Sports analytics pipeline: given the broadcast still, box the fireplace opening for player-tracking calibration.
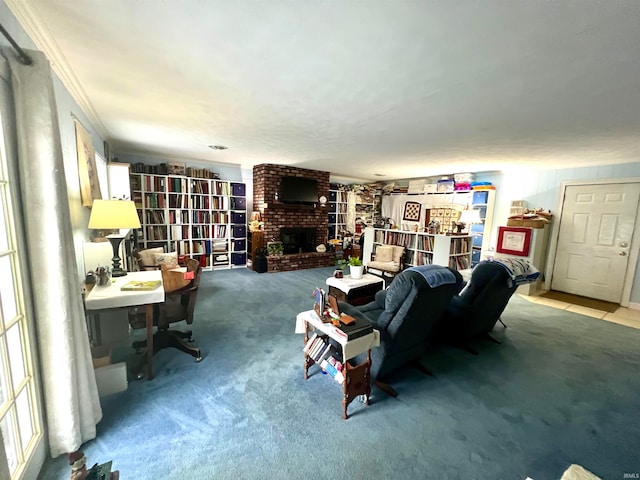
[280,227,317,254]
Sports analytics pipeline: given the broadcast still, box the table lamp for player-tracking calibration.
[88,199,141,277]
[458,207,482,234]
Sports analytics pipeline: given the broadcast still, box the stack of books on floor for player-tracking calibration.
[303,334,345,384]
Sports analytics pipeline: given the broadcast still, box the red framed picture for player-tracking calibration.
[496,226,532,257]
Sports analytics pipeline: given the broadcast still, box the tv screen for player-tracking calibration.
[280,176,318,204]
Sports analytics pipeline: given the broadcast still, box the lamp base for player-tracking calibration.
[107,236,128,277]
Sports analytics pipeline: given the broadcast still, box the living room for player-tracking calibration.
[1,2,640,480]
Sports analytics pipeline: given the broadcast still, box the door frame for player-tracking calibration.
[544,178,640,307]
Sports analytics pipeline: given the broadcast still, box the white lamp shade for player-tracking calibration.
[88,200,141,230]
[458,208,482,225]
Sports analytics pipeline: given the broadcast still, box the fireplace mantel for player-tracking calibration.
[265,202,326,211]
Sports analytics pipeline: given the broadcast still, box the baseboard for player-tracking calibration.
[627,301,640,311]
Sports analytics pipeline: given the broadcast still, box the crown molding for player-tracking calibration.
[6,0,109,139]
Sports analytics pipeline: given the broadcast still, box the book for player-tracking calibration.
[303,333,318,354]
[338,317,373,340]
[120,280,162,291]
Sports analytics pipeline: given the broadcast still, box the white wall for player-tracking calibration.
[491,162,640,303]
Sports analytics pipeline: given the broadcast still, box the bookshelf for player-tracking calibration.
[130,172,246,270]
[328,187,347,240]
[469,189,496,266]
[328,184,380,243]
[363,227,472,271]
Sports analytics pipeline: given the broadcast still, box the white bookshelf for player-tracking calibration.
[363,227,472,271]
[130,172,246,270]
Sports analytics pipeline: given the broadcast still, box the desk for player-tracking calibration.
[85,271,164,380]
[295,310,380,419]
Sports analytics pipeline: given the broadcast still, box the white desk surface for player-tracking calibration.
[295,310,380,362]
[85,270,164,310]
[325,273,384,293]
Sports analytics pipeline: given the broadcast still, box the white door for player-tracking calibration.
[551,183,640,302]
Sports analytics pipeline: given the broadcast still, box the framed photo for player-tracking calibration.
[497,226,532,257]
[403,201,421,221]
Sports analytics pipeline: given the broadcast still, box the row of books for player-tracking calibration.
[449,238,471,254]
[451,255,471,270]
[303,334,345,384]
[131,163,220,180]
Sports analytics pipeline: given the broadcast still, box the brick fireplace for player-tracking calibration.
[253,164,335,272]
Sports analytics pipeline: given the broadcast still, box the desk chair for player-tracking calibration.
[130,258,203,367]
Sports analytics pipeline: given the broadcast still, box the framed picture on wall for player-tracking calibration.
[496,226,532,257]
[75,119,101,207]
[403,201,421,221]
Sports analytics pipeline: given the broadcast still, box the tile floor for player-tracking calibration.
[520,294,640,330]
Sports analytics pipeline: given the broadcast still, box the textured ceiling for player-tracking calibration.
[9,1,640,181]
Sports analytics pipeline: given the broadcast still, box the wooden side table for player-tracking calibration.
[295,310,380,419]
[326,273,384,306]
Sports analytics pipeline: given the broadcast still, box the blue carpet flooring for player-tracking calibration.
[39,266,640,480]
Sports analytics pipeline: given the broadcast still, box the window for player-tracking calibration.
[0,80,44,480]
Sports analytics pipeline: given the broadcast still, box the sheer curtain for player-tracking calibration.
[4,48,101,457]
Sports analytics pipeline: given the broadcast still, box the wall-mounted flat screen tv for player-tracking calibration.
[280,176,318,204]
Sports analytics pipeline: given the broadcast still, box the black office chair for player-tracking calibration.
[339,265,463,397]
[130,258,203,365]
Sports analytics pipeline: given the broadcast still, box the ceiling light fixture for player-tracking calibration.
[208,145,228,150]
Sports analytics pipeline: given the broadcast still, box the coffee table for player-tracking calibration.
[326,273,384,306]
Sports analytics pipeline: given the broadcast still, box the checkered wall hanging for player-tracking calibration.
[403,201,421,221]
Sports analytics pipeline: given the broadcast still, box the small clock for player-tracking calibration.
[319,195,328,205]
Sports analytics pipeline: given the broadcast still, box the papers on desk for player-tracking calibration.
[120,280,162,291]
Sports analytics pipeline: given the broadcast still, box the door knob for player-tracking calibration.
[620,242,628,247]
[619,251,627,256]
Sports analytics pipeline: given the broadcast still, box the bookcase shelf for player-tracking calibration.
[328,185,380,241]
[363,227,472,271]
[130,172,246,270]
[298,310,376,419]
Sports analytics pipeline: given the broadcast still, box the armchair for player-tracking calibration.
[437,260,520,354]
[339,265,463,396]
[130,257,203,370]
[366,244,406,287]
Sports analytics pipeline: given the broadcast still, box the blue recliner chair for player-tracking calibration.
[437,260,528,354]
[338,265,463,397]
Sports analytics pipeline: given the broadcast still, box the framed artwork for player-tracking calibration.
[75,119,101,207]
[497,226,532,257]
[403,201,421,221]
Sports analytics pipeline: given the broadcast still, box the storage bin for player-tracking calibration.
[230,197,246,209]
[231,253,247,265]
[232,225,247,238]
[472,191,489,204]
[233,239,246,251]
[436,179,454,193]
[231,183,246,196]
[231,212,246,224]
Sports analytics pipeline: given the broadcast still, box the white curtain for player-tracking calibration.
[5,49,101,457]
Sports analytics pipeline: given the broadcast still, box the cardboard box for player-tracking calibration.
[91,345,112,369]
[94,362,128,397]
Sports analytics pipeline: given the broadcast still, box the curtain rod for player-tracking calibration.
[0,23,32,65]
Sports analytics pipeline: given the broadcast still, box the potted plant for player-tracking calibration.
[348,256,364,279]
